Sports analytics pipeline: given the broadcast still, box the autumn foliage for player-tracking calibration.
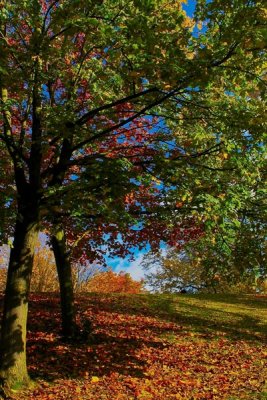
[84,270,144,294]
[31,242,59,292]
[0,241,58,292]
[0,244,144,294]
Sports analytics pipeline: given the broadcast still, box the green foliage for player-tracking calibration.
[143,249,210,293]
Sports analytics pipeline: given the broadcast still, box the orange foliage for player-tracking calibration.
[85,269,144,294]
[0,241,59,292]
[0,268,6,292]
[0,242,143,294]
[31,241,59,292]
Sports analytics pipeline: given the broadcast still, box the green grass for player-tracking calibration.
[145,292,267,339]
[100,292,267,341]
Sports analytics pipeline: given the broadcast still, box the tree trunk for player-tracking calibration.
[0,215,38,388]
[51,225,77,338]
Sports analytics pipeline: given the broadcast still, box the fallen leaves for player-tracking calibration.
[1,292,266,400]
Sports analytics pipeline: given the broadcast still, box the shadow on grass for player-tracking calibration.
[185,293,267,310]
[1,292,266,385]
[80,293,267,343]
[143,293,267,342]
[23,294,176,382]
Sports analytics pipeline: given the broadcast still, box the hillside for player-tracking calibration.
[1,293,267,400]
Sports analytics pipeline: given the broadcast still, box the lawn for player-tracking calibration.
[2,292,267,400]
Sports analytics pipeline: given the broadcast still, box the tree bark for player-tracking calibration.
[0,214,38,388]
[51,225,77,338]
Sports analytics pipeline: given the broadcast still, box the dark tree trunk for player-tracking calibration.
[0,215,38,388]
[51,225,77,338]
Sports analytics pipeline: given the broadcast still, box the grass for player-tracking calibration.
[1,292,267,399]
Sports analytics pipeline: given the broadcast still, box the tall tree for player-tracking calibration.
[0,0,265,388]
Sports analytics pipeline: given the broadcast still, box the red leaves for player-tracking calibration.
[4,293,267,400]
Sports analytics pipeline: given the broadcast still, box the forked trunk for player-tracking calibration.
[0,216,38,388]
[51,225,77,338]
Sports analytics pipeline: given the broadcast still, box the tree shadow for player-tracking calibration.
[22,292,267,384]
[26,294,178,381]
[2,292,266,385]
[142,293,267,342]
[185,293,267,310]
[78,293,267,343]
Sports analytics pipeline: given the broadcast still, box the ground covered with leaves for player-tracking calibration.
[2,293,267,400]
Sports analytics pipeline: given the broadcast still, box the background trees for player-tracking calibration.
[143,145,267,294]
[0,240,58,292]
[83,269,144,294]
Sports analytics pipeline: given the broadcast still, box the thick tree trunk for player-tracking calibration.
[51,225,77,338]
[0,215,38,388]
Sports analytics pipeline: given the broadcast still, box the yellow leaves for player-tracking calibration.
[163,84,171,90]
[186,52,195,60]
[181,17,194,29]
[151,176,161,185]
[138,389,153,399]
[91,376,100,383]
[129,71,141,78]
[220,152,229,160]
[181,194,192,202]
[161,49,167,58]
[258,7,267,20]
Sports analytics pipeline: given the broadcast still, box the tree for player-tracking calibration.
[0,240,59,292]
[143,248,218,293]
[31,239,58,292]
[0,0,265,388]
[84,269,144,294]
[73,262,105,292]
[143,140,267,294]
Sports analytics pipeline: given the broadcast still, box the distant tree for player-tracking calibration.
[0,268,6,292]
[143,228,266,294]
[85,269,144,294]
[0,240,58,292]
[143,249,215,293]
[31,240,58,292]
[72,262,105,293]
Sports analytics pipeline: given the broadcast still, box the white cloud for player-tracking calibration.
[113,253,146,281]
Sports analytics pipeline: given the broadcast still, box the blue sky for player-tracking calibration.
[182,0,196,16]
